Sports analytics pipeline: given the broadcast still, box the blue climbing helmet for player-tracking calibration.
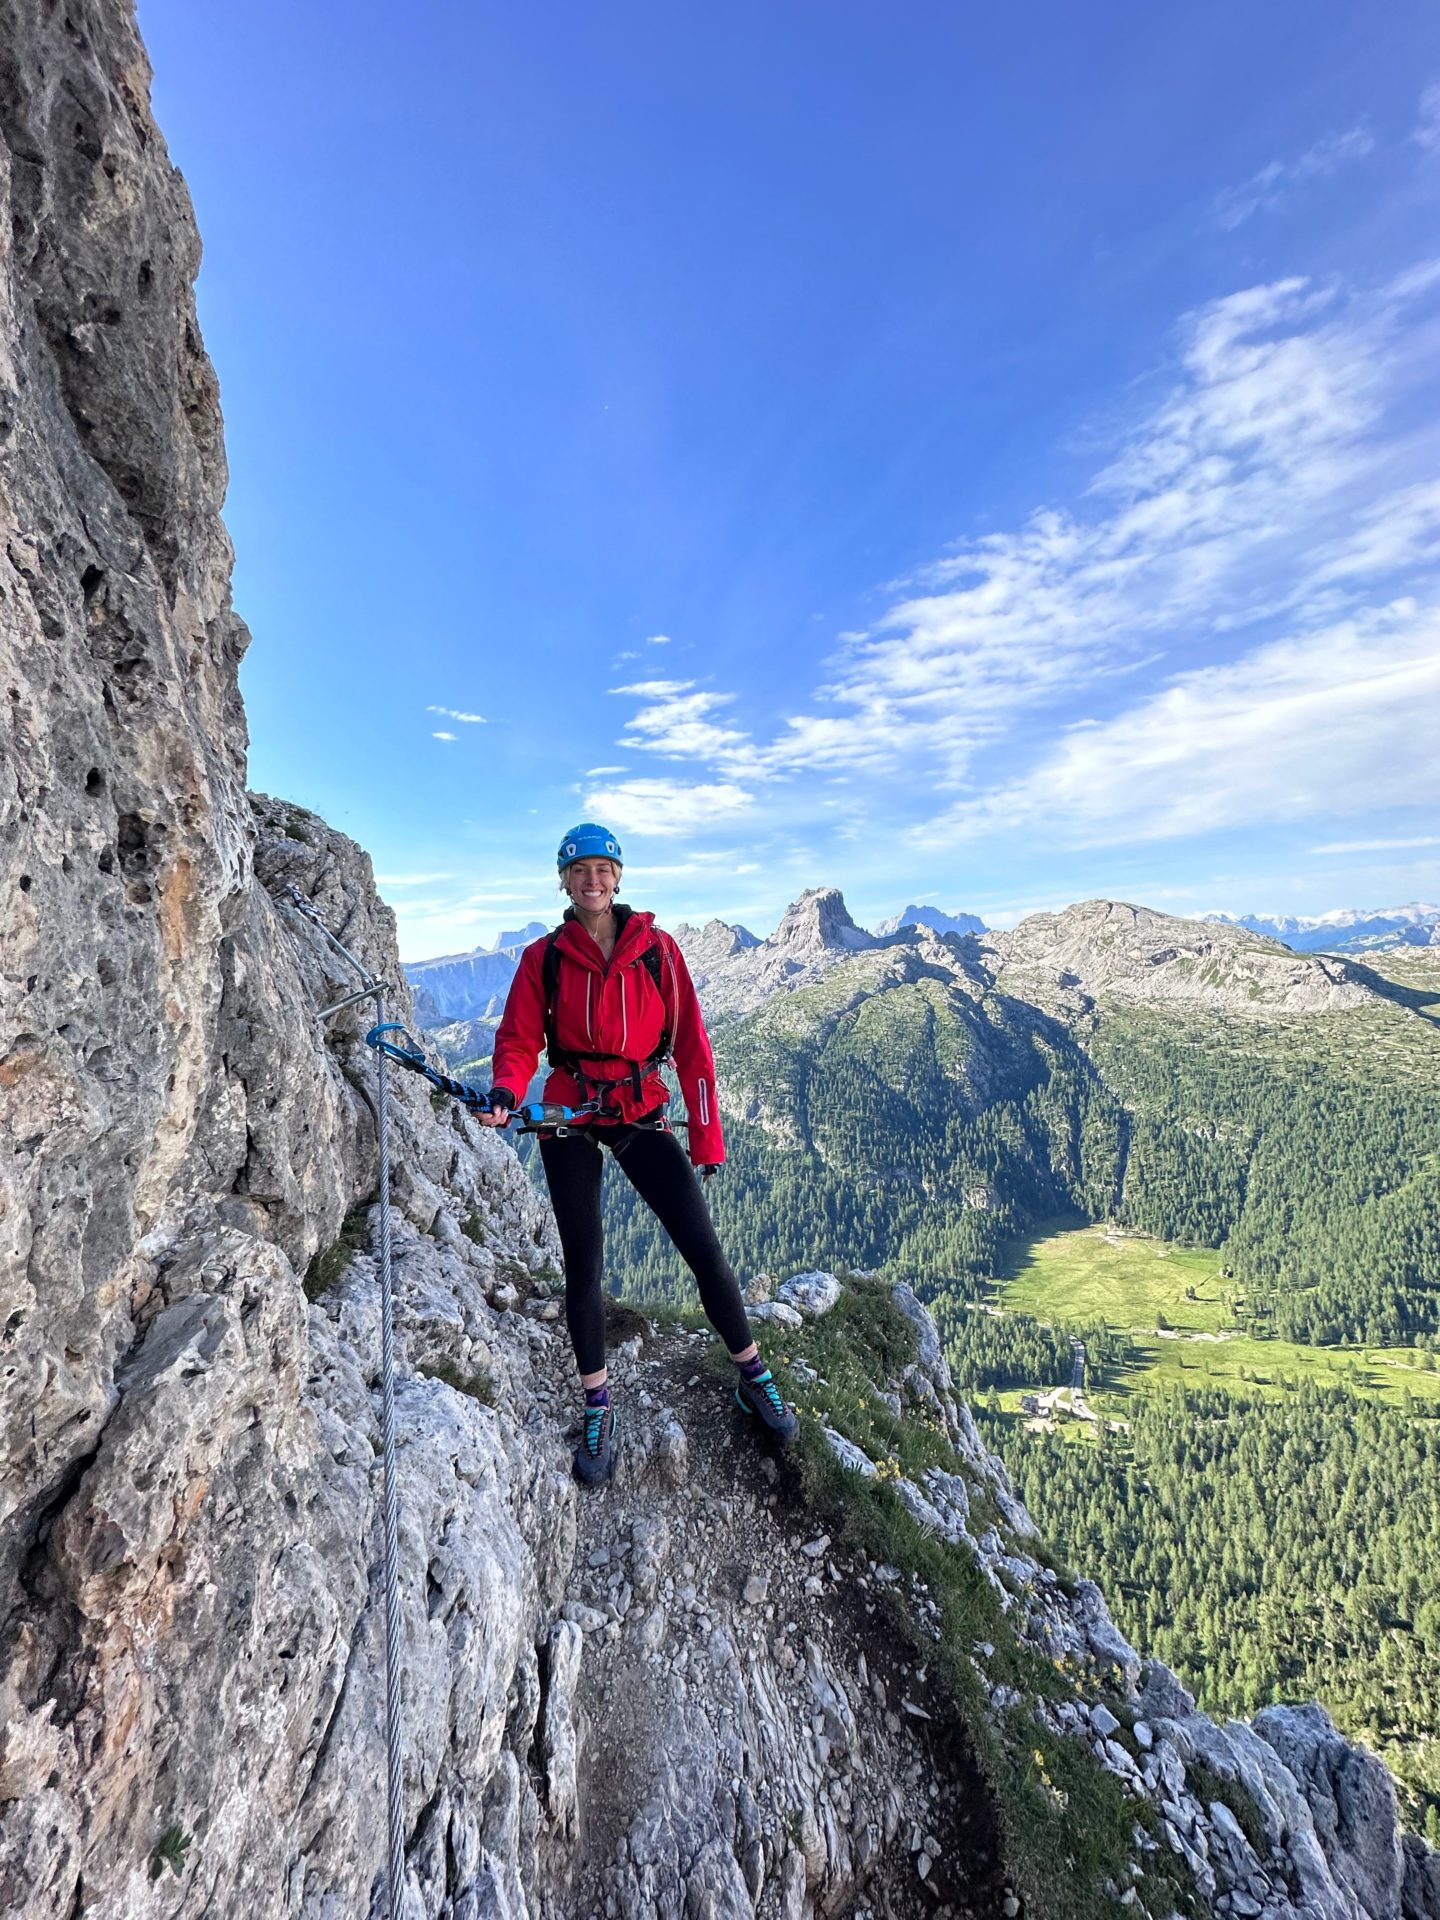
[556,822,623,873]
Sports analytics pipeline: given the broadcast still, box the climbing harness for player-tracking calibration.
[285,886,405,1920]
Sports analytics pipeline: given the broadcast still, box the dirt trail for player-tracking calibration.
[522,1302,1012,1920]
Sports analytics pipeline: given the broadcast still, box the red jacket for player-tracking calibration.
[490,908,724,1164]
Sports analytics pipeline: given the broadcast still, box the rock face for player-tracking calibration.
[0,8,565,1913]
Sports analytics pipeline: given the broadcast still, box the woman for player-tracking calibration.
[479,822,797,1485]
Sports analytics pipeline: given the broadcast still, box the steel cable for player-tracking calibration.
[286,886,405,1919]
[375,1012,405,1919]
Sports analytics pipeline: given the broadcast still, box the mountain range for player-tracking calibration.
[875,903,987,937]
[406,919,546,1025]
[404,897,1438,1024]
[1203,904,1440,953]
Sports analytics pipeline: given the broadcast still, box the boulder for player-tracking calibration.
[776,1271,844,1318]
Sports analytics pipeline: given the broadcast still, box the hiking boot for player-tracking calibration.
[573,1401,619,1486]
[734,1369,799,1446]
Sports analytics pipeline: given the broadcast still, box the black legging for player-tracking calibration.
[538,1121,754,1375]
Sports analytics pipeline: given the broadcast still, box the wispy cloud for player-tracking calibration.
[1212,124,1374,229]
[583,776,755,835]
[612,679,754,765]
[377,872,455,885]
[606,262,1440,816]
[919,600,1440,847]
[1311,834,1440,855]
[645,633,672,646]
[583,764,629,776]
[432,731,457,742]
[1414,82,1440,155]
[427,705,487,723]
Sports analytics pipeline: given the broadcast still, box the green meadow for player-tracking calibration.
[995,1218,1440,1416]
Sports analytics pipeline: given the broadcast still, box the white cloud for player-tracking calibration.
[427,705,486,723]
[645,633,672,646]
[583,764,629,776]
[432,731,457,742]
[919,600,1440,847]
[377,872,455,885]
[605,263,1439,814]
[1310,835,1440,854]
[1414,82,1440,154]
[582,777,755,835]
[1212,125,1374,229]
[1313,479,1440,586]
[611,680,756,765]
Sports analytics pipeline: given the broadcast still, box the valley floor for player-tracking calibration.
[995,1219,1440,1420]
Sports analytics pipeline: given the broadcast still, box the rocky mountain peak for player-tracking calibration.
[984,899,1377,1019]
[876,903,987,938]
[768,886,876,956]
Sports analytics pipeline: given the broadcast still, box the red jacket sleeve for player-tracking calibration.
[490,941,547,1104]
[661,935,725,1165]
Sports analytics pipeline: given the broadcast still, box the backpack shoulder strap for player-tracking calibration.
[640,940,673,1060]
[541,929,567,1066]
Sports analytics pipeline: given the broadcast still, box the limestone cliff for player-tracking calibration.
[0,4,563,1910]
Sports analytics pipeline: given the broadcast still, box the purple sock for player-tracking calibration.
[584,1383,610,1409]
[738,1353,769,1383]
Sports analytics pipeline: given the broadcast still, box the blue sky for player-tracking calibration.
[138,0,1440,958]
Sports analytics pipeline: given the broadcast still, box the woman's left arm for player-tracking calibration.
[661,935,725,1166]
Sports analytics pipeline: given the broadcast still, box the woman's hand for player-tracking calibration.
[477,1091,514,1129]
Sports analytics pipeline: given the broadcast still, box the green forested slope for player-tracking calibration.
[579,939,1440,1836]
[983,1383,1440,1834]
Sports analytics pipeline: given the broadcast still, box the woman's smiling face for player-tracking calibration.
[565,858,620,914]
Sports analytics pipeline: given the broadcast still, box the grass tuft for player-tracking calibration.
[419,1360,497,1407]
[304,1196,375,1303]
[149,1826,192,1882]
